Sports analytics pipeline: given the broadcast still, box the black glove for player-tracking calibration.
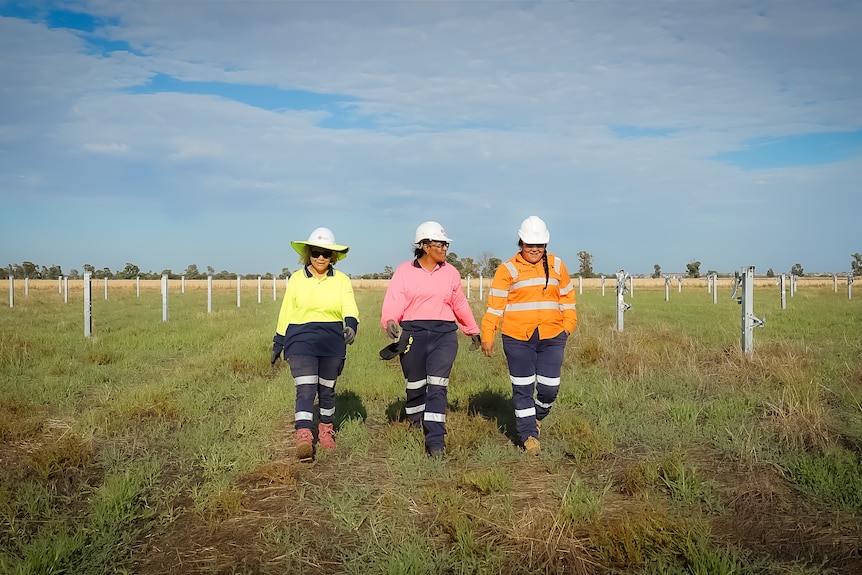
[343,326,356,345]
[271,333,285,364]
[385,320,401,339]
[469,334,481,351]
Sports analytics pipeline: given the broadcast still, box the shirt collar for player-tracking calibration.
[412,259,446,269]
[303,265,334,278]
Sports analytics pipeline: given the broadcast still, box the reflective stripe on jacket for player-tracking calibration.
[480,253,577,342]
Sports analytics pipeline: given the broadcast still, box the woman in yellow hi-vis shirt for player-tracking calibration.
[271,227,359,461]
[480,216,577,456]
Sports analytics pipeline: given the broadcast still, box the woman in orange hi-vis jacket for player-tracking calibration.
[480,216,577,456]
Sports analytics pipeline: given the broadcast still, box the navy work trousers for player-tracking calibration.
[288,355,344,430]
[502,330,567,443]
[399,329,458,452]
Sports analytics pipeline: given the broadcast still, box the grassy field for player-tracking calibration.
[1,279,860,574]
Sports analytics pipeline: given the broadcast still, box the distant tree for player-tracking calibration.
[383,265,393,279]
[280,267,292,279]
[22,261,38,278]
[118,263,140,279]
[851,253,862,276]
[790,263,804,277]
[446,252,464,274]
[207,266,216,276]
[652,264,662,279]
[183,264,202,279]
[460,257,479,278]
[484,257,502,277]
[577,251,594,278]
[69,269,80,279]
[45,265,62,280]
[685,260,701,278]
[766,268,775,278]
[476,252,500,277]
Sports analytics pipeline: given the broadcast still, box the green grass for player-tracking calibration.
[0,281,860,574]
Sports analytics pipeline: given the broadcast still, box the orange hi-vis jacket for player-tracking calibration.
[480,252,577,342]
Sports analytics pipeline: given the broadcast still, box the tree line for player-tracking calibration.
[5,253,859,281]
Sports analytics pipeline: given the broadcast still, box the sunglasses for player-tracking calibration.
[524,243,546,249]
[309,248,333,259]
[425,241,449,249]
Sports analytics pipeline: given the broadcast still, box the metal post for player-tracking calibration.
[578,275,583,295]
[83,272,92,338]
[8,277,13,308]
[182,276,185,294]
[677,276,682,293]
[628,275,634,297]
[601,275,605,296]
[466,275,471,299]
[58,276,62,293]
[236,275,241,308]
[161,274,169,322]
[849,274,854,300]
[731,266,764,356]
[272,275,277,301]
[712,274,718,305]
[136,276,140,297]
[779,274,786,310]
[104,277,108,300]
[834,274,838,293]
[479,274,484,301]
[25,277,29,296]
[664,275,670,302]
[258,276,262,304]
[207,276,213,313]
[615,270,631,331]
[64,277,68,303]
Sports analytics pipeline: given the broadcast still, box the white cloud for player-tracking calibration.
[1,1,860,276]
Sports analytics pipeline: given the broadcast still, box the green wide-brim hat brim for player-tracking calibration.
[290,240,350,261]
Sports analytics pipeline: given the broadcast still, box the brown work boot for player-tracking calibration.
[524,436,541,456]
[318,423,335,449]
[296,428,314,461]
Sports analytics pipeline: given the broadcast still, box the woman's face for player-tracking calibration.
[520,243,546,264]
[308,247,333,275]
[423,240,449,263]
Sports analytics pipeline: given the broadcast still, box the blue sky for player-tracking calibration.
[1,0,860,277]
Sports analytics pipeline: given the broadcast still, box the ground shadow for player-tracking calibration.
[334,390,367,429]
[384,398,407,424]
[467,389,518,445]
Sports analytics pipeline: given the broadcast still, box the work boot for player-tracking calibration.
[524,436,541,456]
[296,428,314,461]
[318,423,335,449]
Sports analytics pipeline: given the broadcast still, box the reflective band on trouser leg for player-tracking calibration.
[289,355,321,431]
[404,380,427,426]
[316,356,343,425]
[502,334,540,442]
[534,332,567,421]
[423,331,457,452]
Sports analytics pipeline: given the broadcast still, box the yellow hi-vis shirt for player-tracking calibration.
[480,253,577,342]
[275,266,359,357]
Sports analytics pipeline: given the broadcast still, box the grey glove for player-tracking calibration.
[385,320,401,339]
[343,326,356,345]
[469,334,481,351]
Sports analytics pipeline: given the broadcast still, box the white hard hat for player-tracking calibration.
[414,221,451,244]
[290,227,350,261]
[518,216,550,244]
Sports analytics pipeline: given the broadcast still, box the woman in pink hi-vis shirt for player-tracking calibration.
[381,221,481,458]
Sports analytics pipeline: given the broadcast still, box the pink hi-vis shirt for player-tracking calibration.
[381,260,480,335]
